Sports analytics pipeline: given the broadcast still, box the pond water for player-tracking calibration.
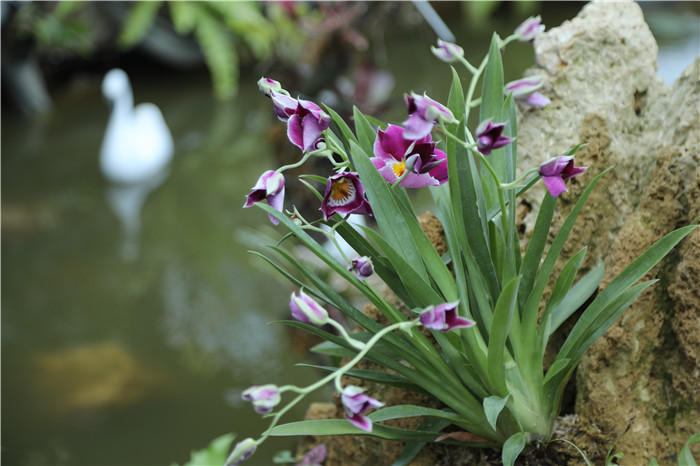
[2,3,696,465]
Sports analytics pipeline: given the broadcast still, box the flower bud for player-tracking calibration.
[348,256,374,280]
[419,301,475,332]
[290,290,329,326]
[341,385,384,432]
[431,39,464,63]
[514,16,545,43]
[225,438,257,466]
[475,119,513,156]
[257,77,282,97]
[242,384,281,414]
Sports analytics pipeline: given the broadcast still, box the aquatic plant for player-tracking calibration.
[231,16,698,466]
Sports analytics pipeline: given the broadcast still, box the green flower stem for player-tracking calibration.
[475,150,510,248]
[439,122,477,151]
[456,54,478,75]
[276,149,320,173]
[464,53,490,129]
[323,131,349,163]
[391,168,411,189]
[499,34,518,49]
[256,320,420,444]
[500,168,540,189]
[327,319,365,350]
[292,210,351,263]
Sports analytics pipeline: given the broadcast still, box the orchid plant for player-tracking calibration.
[227,16,697,466]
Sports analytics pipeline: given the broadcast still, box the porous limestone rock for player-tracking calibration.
[517,0,699,463]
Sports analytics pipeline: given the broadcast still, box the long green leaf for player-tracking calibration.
[502,432,528,466]
[297,364,427,394]
[544,263,605,342]
[352,106,377,155]
[518,192,557,310]
[487,276,521,396]
[559,223,698,362]
[393,418,451,466]
[479,33,505,210]
[678,433,700,466]
[269,420,499,446]
[520,168,612,351]
[369,405,465,425]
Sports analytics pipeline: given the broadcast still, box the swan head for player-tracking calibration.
[102,68,131,101]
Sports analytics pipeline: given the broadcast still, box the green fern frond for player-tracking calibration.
[195,9,238,100]
[207,1,275,59]
[168,1,198,36]
[118,1,163,49]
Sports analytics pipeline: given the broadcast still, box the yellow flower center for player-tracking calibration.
[392,160,406,178]
[331,178,353,203]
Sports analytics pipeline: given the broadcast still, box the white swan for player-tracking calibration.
[100,68,173,261]
[100,68,173,184]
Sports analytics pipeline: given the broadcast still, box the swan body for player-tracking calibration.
[100,68,173,184]
[100,68,173,261]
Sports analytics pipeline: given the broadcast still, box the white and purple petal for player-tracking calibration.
[320,173,373,220]
[290,290,329,326]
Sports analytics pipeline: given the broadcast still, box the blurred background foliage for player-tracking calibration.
[5,1,308,100]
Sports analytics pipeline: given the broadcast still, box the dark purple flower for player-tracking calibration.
[431,39,464,63]
[538,155,587,197]
[341,385,384,432]
[290,290,329,326]
[371,124,448,188]
[320,172,373,221]
[225,438,257,466]
[475,119,513,155]
[403,93,457,140]
[419,302,475,332]
[504,76,551,108]
[514,16,544,43]
[270,90,298,121]
[286,98,330,152]
[348,256,374,280]
[257,77,282,97]
[244,170,285,225]
[242,384,281,414]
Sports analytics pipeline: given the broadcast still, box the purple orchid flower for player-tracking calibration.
[290,290,329,326]
[341,385,384,432]
[297,444,327,466]
[242,384,281,414]
[476,119,514,155]
[243,170,285,225]
[265,89,330,151]
[257,77,282,97]
[286,98,331,152]
[431,39,464,63]
[514,16,545,43]
[348,256,374,280]
[320,172,373,221]
[371,124,448,187]
[269,90,298,121]
[225,438,257,466]
[504,76,551,108]
[403,93,457,140]
[538,155,587,197]
[419,302,475,332]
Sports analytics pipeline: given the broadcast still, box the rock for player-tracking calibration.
[517,0,699,463]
